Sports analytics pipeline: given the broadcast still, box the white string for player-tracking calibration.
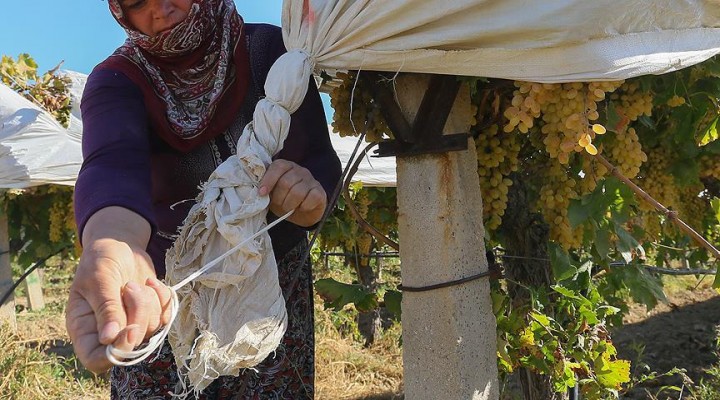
[105,209,295,366]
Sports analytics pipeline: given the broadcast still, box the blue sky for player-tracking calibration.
[0,1,333,119]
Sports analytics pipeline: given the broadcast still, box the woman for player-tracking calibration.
[65,0,341,398]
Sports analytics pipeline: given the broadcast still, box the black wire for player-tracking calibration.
[0,246,70,307]
[284,116,370,301]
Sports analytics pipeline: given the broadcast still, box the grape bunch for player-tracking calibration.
[537,160,582,249]
[330,71,390,143]
[610,81,653,122]
[475,124,521,231]
[666,95,687,108]
[701,154,720,181]
[503,81,623,164]
[605,127,647,179]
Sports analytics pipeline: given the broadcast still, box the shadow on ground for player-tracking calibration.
[613,295,720,397]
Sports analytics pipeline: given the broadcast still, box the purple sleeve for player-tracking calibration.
[74,69,156,242]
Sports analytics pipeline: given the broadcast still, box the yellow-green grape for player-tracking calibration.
[537,160,582,249]
[330,71,390,143]
[666,95,686,108]
[677,183,706,232]
[475,124,520,231]
[635,146,679,213]
[64,200,76,231]
[640,212,663,240]
[48,201,66,243]
[505,80,623,164]
[611,81,653,122]
[577,155,609,195]
[606,127,647,179]
[700,154,720,180]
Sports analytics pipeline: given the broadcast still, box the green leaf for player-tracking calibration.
[314,278,378,312]
[593,228,612,262]
[383,290,402,321]
[711,197,720,224]
[699,117,719,146]
[552,285,581,300]
[549,243,577,281]
[529,312,552,328]
[617,264,667,308]
[595,357,631,389]
[613,222,645,264]
[669,158,701,187]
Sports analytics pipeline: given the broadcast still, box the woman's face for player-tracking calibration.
[120,0,193,37]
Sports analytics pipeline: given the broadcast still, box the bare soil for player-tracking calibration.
[613,281,720,398]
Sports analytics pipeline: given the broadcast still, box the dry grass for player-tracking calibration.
[0,300,108,400]
[0,274,404,399]
[315,300,404,400]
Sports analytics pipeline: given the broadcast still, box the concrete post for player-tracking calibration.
[397,140,499,400]
[0,206,16,330]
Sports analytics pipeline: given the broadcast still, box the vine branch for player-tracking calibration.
[594,154,720,260]
[342,142,400,251]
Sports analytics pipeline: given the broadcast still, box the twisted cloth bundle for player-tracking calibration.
[163,50,314,395]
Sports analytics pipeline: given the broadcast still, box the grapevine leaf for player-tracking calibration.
[549,243,577,281]
[315,278,378,312]
[595,357,631,389]
[606,102,627,133]
[613,222,645,263]
[593,228,612,262]
[552,285,581,300]
[669,158,701,186]
[567,200,590,228]
[616,264,667,309]
[529,312,553,328]
[699,117,719,146]
[711,197,720,224]
[383,290,402,321]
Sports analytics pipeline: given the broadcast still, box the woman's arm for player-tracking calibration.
[67,70,170,373]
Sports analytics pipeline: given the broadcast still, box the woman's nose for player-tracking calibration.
[150,0,174,19]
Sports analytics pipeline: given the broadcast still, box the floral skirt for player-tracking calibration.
[110,240,315,399]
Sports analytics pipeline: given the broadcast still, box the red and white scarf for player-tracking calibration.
[102,0,250,152]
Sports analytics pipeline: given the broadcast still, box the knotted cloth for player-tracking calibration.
[163,50,314,395]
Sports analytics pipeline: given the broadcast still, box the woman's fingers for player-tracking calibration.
[122,281,156,347]
[146,277,173,326]
[258,159,295,196]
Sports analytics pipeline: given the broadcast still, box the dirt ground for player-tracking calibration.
[612,281,720,398]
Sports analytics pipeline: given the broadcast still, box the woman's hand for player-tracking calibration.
[259,159,327,227]
[65,207,172,373]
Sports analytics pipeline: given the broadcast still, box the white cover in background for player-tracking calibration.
[283,0,720,83]
[329,131,396,187]
[0,82,82,189]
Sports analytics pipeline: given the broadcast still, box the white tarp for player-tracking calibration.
[329,130,396,187]
[0,82,82,189]
[284,0,720,83]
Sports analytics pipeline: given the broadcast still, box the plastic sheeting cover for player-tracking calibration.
[0,82,82,189]
[283,0,720,83]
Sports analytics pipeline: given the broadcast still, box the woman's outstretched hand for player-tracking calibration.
[65,207,172,373]
[259,159,327,227]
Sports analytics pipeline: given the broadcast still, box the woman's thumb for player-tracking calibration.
[89,286,127,345]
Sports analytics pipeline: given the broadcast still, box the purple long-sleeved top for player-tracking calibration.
[74,24,341,277]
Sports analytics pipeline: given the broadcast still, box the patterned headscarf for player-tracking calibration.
[100,0,250,152]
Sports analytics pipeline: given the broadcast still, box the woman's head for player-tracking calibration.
[117,0,193,37]
[108,0,214,57]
